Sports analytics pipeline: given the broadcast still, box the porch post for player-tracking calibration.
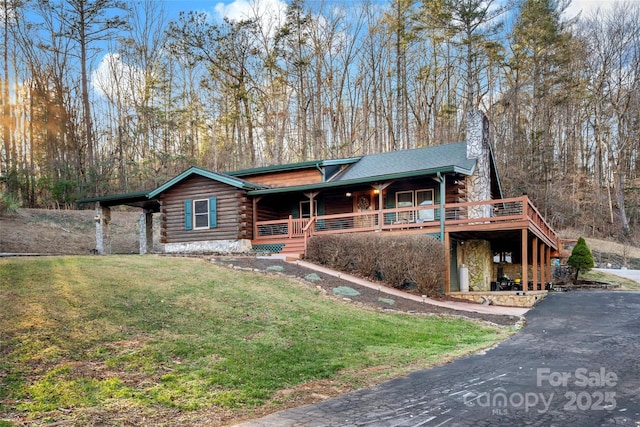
[138,211,153,255]
[540,243,549,290]
[444,231,451,293]
[437,172,445,242]
[377,185,384,231]
[521,229,528,291]
[375,182,392,231]
[95,202,111,255]
[253,197,258,239]
[532,236,538,291]
[545,246,551,282]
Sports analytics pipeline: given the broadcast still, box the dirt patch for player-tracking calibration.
[209,256,520,327]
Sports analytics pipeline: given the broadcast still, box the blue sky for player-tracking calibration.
[158,0,610,22]
[90,0,614,99]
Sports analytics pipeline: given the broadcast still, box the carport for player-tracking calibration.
[78,192,159,255]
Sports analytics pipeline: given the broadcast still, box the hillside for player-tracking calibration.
[0,208,156,255]
[2,209,639,268]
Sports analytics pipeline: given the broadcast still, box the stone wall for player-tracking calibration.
[466,110,492,218]
[163,239,252,254]
[460,239,493,291]
[449,291,547,307]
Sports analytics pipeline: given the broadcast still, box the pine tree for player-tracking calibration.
[567,237,594,281]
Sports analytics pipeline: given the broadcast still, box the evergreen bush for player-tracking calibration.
[567,237,594,281]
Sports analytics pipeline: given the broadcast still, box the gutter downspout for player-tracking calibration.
[437,171,445,242]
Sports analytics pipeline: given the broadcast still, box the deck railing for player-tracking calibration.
[256,217,310,238]
[254,196,558,248]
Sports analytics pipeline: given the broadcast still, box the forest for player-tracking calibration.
[0,0,638,242]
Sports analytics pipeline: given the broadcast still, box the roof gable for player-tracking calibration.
[148,167,265,198]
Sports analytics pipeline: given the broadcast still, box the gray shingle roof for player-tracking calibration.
[335,142,476,182]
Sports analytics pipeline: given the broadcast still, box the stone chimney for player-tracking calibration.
[466,110,492,217]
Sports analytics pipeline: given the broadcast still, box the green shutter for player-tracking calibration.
[184,199,192,230]
[209,197,217,228]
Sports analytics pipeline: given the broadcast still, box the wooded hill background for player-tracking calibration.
[0,0,639,242]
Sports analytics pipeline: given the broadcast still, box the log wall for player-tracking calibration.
[160,175,253,243]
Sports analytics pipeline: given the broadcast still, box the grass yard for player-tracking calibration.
[0,256,512,426]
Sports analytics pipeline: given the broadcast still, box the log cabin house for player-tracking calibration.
[80,111,559,295]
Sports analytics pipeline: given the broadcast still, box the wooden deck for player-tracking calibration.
[253,196,559,253]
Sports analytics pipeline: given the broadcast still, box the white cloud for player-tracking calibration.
[214,0,287,38]
[563,0,616,20]
[92,53,146,106]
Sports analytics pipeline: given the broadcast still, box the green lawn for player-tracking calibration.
[0,256,511,426]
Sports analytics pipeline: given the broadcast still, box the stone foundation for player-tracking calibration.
[163,239,252,254]
[449,291,547,307]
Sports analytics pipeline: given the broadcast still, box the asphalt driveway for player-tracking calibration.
[237,291,640,426]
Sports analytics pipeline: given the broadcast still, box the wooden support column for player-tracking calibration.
[252,197,260,240]
[521,229,528,291]
[545,246,551,283]
[374,182,392,231]
[436,172,446,242]
[532,236,538,291]
[304,191,320,217]
[540,243,546,290]
[444,231,451,294]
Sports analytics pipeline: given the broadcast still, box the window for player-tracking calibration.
[194,199,210,229]
[299,200,318,218]
[395,191,414,222]
[396,191,414,208]
[416,189,434,221]
[184,197,217,230]
[395,189,435,222]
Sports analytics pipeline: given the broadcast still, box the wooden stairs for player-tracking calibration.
[251,237,305,260]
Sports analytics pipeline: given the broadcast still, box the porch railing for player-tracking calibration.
[256,217,310,238]
[254,196,558,248]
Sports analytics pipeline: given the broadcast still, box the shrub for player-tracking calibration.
[306,233,445,296]
[402,236,445,296]
[567,237,594,281]
[306,234,354,271]
[0,192,21,216]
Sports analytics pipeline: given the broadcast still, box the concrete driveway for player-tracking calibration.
[237,292,640,426]
[597,268,640,284]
